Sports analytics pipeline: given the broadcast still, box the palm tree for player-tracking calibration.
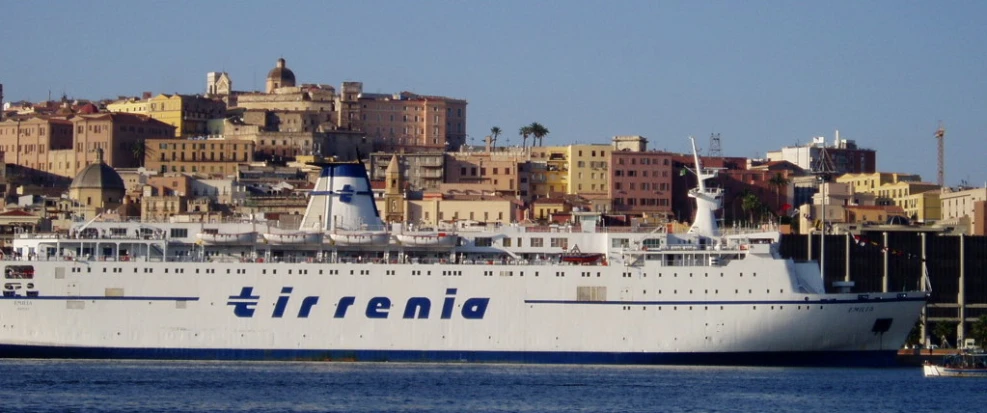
[768,172,790,214]
[740,190,764,225]
[519,126,532,148]
[490,126,502,149]
[130,139,147,167]
[528,122,549,146]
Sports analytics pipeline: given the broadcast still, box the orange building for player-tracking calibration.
[359,92,467,152]
[0,116,74,173]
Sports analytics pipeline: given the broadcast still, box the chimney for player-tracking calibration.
[142,91,152,99]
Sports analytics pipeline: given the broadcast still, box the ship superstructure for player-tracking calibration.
[0,138,928,366]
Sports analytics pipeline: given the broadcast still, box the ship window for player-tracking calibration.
[530,238,544,247]
[288,270,292,275]
[5,265,35,279]
[262,270,266,274]
[170,228,188,238]
[103,268,107,273]
[165,269,169,273]
[319,270,323,275]
[475,238,493,247]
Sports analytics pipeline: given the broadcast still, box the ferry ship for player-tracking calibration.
[0,138,928,366]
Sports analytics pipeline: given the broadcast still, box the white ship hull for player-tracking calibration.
[0,258,924,366]
[0,155,927,366]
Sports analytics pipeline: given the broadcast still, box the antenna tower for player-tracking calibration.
[935,121,945,187]
[707,133,722,158]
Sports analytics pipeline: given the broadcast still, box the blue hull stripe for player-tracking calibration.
[0,345,901,367]
[0,296,199,301]
[526,297,926,306]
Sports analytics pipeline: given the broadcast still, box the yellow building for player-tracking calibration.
[107,94,226,137]
[529,146,568,198]
[874,181,940,209]
[566,144,610,196]
[105,98,148,114]
[900,190,941,222]
[836,172,921,193]
[391,194,517,226]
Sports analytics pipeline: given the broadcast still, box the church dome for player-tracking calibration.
[70,149,125,191]
[267,58,296,86]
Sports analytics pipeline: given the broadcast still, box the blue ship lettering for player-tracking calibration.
[227,287,489,320]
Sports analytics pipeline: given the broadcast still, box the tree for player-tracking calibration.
[528,122,549,147]
[130,139,147,167]
[906,319,922,348]
[768,172,790,214]
[933,321,956,348]
[740,191,763,225]
[490,126,502,149]
[971,315,987,347]
[519,126,532,148]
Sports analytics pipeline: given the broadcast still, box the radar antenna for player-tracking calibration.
[707,133,722,158]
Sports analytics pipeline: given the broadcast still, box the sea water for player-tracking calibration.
[0,360,978,413]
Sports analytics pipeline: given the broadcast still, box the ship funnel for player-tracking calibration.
[300,162,384,232]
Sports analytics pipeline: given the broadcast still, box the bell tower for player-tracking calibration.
[384,155,405,222]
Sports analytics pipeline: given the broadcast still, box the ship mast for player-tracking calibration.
[813,138,837,280]
[686,136,722,238]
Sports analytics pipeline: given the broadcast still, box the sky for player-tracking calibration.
[1,1,984,186]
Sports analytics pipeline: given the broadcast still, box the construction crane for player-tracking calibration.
[935,121,945,187]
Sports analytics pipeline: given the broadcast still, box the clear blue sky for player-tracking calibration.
[2,1,984,186]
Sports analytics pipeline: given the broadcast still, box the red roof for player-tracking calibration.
[0,210,36,217]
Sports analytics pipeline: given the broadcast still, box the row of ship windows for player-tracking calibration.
[66,267,754,280]
[650,288,785,295]
[620,305,821,311]
[657,272,757,278]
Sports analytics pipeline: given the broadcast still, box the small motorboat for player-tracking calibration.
[923,352,987,377]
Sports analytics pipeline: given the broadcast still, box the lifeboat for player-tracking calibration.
[196,232,257,245]
[263,232,323,245]
[329,231,390,246]
[559,244,605,264]
[395,232,458,248]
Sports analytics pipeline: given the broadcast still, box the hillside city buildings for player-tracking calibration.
[0,59,984,247]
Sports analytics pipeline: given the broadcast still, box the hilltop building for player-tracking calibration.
[766,132,875,175]
[106,94,225,137]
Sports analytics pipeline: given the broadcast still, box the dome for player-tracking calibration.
[70,149,125,191]
[267,58,296,85]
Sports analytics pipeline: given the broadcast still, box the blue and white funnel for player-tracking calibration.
[300,162,384,232]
